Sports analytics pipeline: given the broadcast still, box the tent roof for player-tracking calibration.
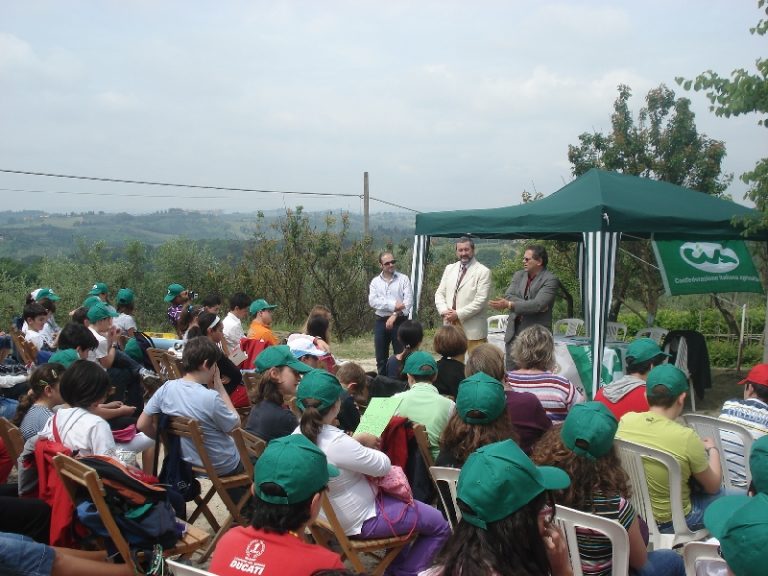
[415,169,767,241]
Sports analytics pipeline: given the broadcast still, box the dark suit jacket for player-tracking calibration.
[503,268,559,344]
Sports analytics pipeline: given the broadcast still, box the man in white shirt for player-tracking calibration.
[222,292,252,353]
[368,252,413,375]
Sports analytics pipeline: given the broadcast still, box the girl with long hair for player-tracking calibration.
[384,319,423,380]
[296,369,450,575]
[531,402,684,576]
[13,363,65,441]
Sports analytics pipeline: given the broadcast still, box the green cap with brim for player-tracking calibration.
[88,282,108,296]
[704,493,768,576]
[296,369,343,412]
[457,439,570,530]
[456,372,506,424]
[255,345,313,374]
[249,299,278,315]
[402,351,438,377]
[561,401,618,460]
[82,295,102,309]
[255,435,339,505]
[750,435,768,494]
[626,338,670,364]
[87,302,119,323]
[48,349,80,368]
[646,364,689,399]
[124,338,144,364]
[35,288,61,302]
[116,288,135,305]
[164,283,185,303]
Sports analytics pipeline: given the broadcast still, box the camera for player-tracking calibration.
[187,290,198,300]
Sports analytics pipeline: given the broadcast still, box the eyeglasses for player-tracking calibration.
[523,257,532,262]
[382,260,396,266]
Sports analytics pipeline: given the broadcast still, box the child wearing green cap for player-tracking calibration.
[245,345,312,442]
[617,364,723,532]
[295,369,451,575]
[209,435,345,575]
[533,402,685,576]
[393,350,455,459]
[424,439,572,576]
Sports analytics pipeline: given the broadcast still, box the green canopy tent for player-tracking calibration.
[412,169,768,396]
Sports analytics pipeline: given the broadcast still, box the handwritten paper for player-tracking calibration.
[355,396,402,438]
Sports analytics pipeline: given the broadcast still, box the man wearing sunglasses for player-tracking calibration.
[368,251,414,374]
[490,244,560,368]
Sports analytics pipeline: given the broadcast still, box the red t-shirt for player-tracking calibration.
[594,385,649,421]
[209,525,344,576]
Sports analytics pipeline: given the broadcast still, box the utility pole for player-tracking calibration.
[363,172,369,236]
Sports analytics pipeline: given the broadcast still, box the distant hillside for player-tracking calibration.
[0,209,416,259]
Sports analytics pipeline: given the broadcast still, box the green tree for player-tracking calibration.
[676,1,768,232]
[568,84,732,326]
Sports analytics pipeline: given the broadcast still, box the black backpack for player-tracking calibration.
[131,331,156,370]
[154,414,201,502]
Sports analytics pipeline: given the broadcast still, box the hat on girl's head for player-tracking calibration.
[164,283,185,302]
[255,435,339,505]
[35,288,60,302]
[750,435,768,494]
[48,348,79,368]
[456,372,506,425]
[82,295,101,309]
[255,345,313,374]
[561,402,618,460]
[116,288,134,305]
[457,439,570,530]
[296,369,343,412]
[88,282,108,296]
[402,351,437,377]
[86,302,119,323]
[704,493,768,576]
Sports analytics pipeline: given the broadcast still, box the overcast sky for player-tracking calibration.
[1,1,765,215]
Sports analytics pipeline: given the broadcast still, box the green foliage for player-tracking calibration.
[707,341,763,368]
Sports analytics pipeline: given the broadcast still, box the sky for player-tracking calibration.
[1,1,765,215]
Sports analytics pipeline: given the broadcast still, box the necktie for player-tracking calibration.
[452,264,467,309]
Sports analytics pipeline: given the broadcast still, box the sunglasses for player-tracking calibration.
[523,257,533,262]
[382,260,396,266]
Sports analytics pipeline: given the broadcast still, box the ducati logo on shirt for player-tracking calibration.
[228,539,267,574]
[245,539,266,560]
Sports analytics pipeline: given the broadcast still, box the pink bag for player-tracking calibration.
[369,465,413,503]
[112,424,138,443]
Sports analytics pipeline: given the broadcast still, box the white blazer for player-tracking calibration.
[434,259,492,340]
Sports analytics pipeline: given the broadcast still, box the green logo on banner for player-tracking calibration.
[653,240,764,296]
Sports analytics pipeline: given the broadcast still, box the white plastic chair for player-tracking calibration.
[635,327,669,344]
[682,541,724,576]
[614,438,709,549]
[487,315,508,332]
[555,505,630,576]
[553,318,585,337]
[605,322,628,341]
[681,413,754,492]
[429,466,461,531]
[664,335,697,412]
[165,559,217,576]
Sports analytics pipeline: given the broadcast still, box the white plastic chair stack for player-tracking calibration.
[605,322,628,341]
[635,327,669,344]
[554,318,585,337]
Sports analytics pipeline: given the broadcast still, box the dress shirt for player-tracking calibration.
[368,272,413,318]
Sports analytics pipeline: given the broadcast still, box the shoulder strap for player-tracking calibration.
[52,413,61,444]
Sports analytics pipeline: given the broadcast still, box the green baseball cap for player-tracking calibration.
[296,369,343,412]
[82,295,102,309]
[750,435,768,494]
[124,338,144,363]
[626,338,670,364]
[646,364,689,399]
[35,288,61,302]
[255,345,313,374]
[249,299,278,315]
[704,493,768,576]
[164,283,185,302]
[561,401,618,460]
[456,372,506,425]
[402,351,437,377]
[48,348,79,368]
[86,302,119,323]
[457,439,570,530]
[116,288,135,305]
[255,435,339,505]
[88,282,108,296]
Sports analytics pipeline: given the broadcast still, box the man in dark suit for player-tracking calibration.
[490,244,559,368]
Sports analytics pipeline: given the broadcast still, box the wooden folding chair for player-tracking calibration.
[232,427,266,468]
[9,326,37,366]
[412,423,435,468]
[52,453,209,571]
[0,417,24,470]
[146,348,173,382]
[165,416,253,562]
[308,492,417,576]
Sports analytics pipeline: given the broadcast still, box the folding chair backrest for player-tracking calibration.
[682,413,753,491]
[412,423,435,468]
[682,541,723,576]
[614,438,709,549]
[165,559,217,576]
[232,427,266,469]
[0,417,24,464]
[429,465,461,531]
[9,326,36,366]
[554,504,629,576]
[146,348,173,382]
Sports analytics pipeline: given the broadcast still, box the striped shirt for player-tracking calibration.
[573,494,635,576]
[719,398,768,488]
[505,371,583,424]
